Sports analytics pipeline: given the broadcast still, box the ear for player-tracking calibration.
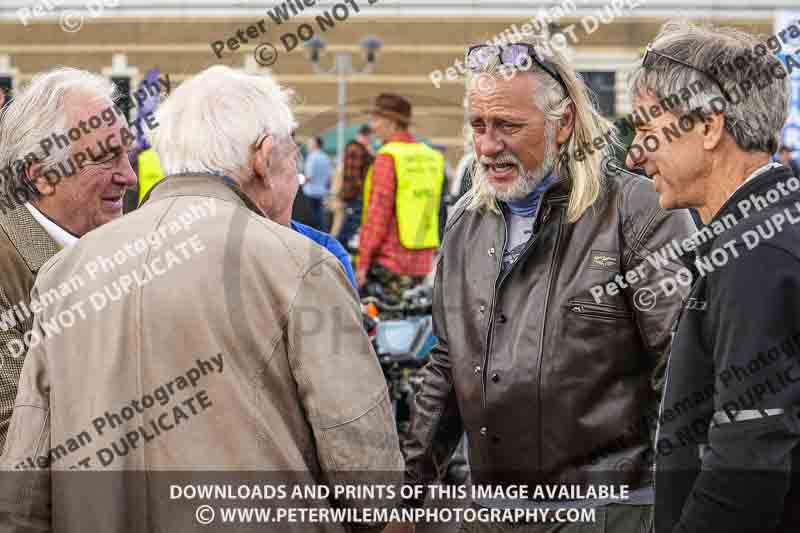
[252,135,275,185]
[28,161,55,197]
[556,102,576,145]
[701,110,726,151]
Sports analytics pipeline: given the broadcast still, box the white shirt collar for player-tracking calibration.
[24,203,79,248]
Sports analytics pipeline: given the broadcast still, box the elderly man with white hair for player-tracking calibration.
[626,20,800,533]
[0,65,402,532]
[0,68,137,453]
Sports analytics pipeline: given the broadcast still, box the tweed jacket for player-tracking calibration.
[0,205,60,453]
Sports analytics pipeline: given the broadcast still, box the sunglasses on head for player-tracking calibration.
[466,43,570,97]
[642,44,732,102]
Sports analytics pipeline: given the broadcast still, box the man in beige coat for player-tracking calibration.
[0,66,402,532]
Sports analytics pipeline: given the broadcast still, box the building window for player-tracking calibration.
[580,71,615,117]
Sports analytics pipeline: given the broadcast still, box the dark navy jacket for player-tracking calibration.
[656,164,800,533]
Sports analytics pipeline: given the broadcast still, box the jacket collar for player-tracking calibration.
[142,173,265,218]
[491,173,571,221]
[24,203,79,248]
[503,173,559,216]
[544,174,572,204]
[0,204,61,273]
[693,164,795,257]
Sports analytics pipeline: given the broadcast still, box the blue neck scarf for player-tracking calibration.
[503,173,558,217]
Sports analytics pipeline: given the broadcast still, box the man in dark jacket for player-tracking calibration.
[626,19,800,533]
[387,34,695,533]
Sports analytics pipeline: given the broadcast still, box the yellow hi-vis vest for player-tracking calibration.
[137,148,165,206]
[362,142,445,250]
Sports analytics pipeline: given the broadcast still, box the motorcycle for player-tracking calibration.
[362,283,435,440]
[362,283,469,485]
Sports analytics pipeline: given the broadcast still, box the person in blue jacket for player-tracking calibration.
[291,218,357,289]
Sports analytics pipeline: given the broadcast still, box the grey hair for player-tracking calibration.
[149,65,297,178]
[0,67,118,200]
[628,19,790,154]
[464,33,620,223]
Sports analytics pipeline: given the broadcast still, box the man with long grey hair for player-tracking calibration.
[625,20,800,533]
[0,65,402,532]
[0,67,137,453]
[391,33,695,532]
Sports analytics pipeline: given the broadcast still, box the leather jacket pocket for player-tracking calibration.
[567,299,633,321]
[552,299,640,378]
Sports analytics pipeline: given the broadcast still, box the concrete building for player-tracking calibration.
[0,1,791,166]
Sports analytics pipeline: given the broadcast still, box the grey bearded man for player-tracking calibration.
[387,34,695,533]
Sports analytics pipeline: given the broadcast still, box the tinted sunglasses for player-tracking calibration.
[642,44,732,102]
[466,43,570,97]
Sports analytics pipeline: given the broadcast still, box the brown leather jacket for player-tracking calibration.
[404,173,696,495]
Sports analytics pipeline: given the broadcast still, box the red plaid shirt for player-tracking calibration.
[357,131,437,277]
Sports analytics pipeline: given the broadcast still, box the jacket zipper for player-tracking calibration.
[567,300,633,319]
[654,286,696,449]
[535,207,565,472]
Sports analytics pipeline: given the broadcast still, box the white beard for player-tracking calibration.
[477,120,559,202]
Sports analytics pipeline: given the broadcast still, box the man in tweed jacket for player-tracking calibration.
[0,68,137,451]
[0,207,61,451]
